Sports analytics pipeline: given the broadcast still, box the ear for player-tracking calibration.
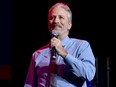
[68,22,72,31]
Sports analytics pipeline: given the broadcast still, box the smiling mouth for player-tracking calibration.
[52,24,62,29]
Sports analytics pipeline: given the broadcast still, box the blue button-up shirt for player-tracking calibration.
[24,36,96,87]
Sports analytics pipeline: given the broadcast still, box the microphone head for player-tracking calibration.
[52,30,59,38]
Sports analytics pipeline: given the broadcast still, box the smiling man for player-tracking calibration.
[24,2,96,87]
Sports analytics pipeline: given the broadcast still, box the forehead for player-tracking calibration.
[49,7,68,16]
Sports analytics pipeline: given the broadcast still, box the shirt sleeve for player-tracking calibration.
[64,40,96,81]
[24,54,36,87]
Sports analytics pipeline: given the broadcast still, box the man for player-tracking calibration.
[24,2,96,87]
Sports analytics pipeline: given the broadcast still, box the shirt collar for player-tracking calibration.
[61,36,70,47]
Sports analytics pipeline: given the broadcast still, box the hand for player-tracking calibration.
[51,37,67,58]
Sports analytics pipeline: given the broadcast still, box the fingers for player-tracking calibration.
[51,37,61,49]
[51,37,57,45]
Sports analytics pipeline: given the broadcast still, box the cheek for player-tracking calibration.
[49,20,53,23]
[48,21,52,27]
[48,19,53,24]
[61,20,68,26]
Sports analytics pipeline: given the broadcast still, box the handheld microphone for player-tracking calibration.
[51,30,59,38]
[51,30,59,59]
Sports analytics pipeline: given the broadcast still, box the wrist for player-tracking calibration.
[61,51,67,58]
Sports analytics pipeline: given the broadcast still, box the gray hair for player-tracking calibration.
[48,2,72,23]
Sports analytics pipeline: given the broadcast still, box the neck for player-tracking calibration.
[58,34,68,41]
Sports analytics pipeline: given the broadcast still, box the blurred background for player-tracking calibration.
[0,0,114,87]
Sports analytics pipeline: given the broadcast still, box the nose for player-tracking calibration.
[54,16,60,23]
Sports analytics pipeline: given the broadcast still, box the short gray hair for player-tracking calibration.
[48,2,72,23]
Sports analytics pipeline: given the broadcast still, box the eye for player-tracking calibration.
[59,16,64,19]
[49,16,55,20]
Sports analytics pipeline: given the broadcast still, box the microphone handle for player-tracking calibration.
[52,47,57,59]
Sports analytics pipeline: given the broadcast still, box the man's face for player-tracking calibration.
[48,7,72,36]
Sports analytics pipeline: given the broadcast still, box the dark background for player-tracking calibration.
[0,0,115,87]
